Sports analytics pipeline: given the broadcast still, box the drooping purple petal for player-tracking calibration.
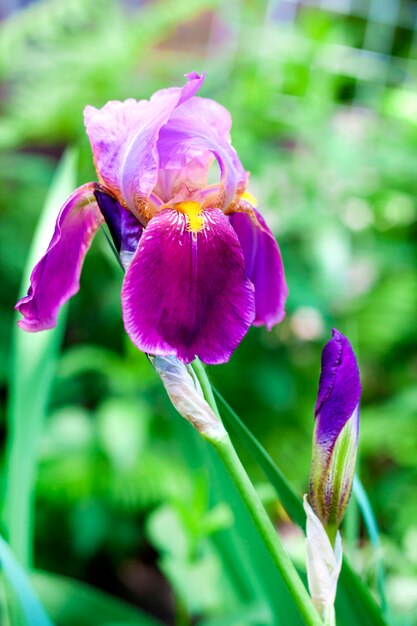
[84,73,204,211]
[121,208,255,365]
[315,329,361,452]
[94,189,143,259]
[229,209,288,329]
[16,183,102,331]
[156,97,247,209]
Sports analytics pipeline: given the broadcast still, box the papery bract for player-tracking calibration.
[16,73,288,364]
[304,496,342,625]
[150,355,225,439]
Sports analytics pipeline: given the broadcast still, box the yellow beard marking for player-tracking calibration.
[175,201,205,233]
[241,190,258,207]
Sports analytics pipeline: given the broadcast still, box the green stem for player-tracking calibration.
[192,359,219,416]
[192,360,322,626]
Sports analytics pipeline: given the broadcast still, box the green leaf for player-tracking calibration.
[4,150,76,567]
[353,477,388,615]
[213,388,388,626]
[31,571,162,626]
[200,602,272,626]
[0,535,53,626]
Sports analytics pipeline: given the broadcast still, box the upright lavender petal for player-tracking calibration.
[84,99,149,204]
[157,96,247,209]
[230,209,288,329]
[121,208,255,365]
[84,73,204,212]
[310,329,361,529]
[119,73,205,213]
[154,156,213,202]
[16,183,102,331]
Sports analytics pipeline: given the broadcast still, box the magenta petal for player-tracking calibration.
[84,73,204,208]
[230,209,288,329]
[15,183,102,331]
[121,208,255,364]
[157,97,246,209]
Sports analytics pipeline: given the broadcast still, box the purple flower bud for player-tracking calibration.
[309,329,361,536]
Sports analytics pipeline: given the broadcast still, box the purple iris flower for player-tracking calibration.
[15,72,288,365]
[310,329,361,530]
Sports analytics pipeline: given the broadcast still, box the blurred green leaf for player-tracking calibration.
[4,150,76,567]
[32,571,162,626]
[0,535,53,626]
[353,478,387,616]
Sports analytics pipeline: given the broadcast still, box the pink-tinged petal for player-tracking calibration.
[157,97,247,209]
[84,99,148,204]
[154,155,213,202]
[84,72,204,210]
[229,208,288,329]
[121,208,255,364]
[15,183,102,331]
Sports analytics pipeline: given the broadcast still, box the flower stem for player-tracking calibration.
[191,360,322,626]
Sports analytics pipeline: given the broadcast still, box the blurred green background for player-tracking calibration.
[0,0,417,624]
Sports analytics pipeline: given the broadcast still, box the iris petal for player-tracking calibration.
[315,329,361,452]
[310,330,361,525]
[84,73,205,211]
[94,189,143,260]
[121,208,255,364]
[157,96,246,209]
[154,156,212,203]
[16,183,102,331]
[230,209,288,329]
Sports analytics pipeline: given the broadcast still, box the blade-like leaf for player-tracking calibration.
[4,150,76,567]
[200,602,271,626]
[353,477,387,615]
[31,571,162,626]
[0,536,53,626]
[213,388,388,626]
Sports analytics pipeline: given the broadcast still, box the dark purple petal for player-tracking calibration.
[84,73,204,210]
[229,209,288,329]
[157,97,246,209]
[315,329,361,452]
[15,183,101,331]
[121,208,255,364]
[94,189,143,256]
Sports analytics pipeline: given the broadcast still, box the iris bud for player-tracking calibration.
[309,329,361,541]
